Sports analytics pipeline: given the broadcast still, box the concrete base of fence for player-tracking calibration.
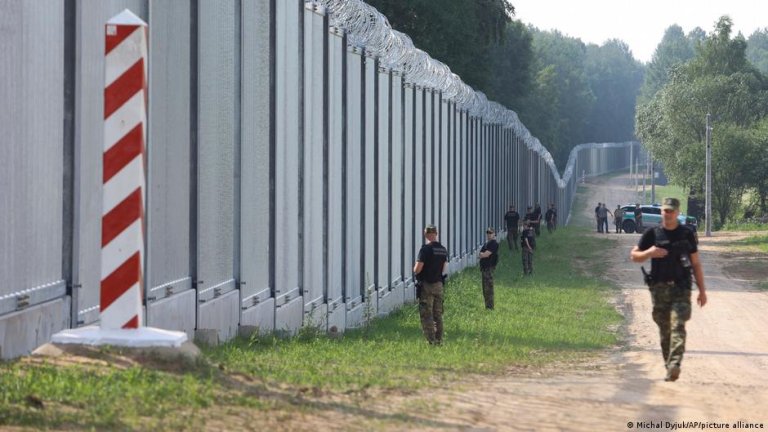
[378,284,404,316]
[196,289,239,345]
[240,298,276,335]
[345,302,366,328]
[304,303,328,330]
[0,297,70,360]
[327,302,345,333]
[403,281,416,303]
[146,289,196,340]
[275,296,303,336]
[51,325,188,348]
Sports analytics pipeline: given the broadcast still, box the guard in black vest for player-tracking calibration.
[478,227,499,310]
[504,205,520,251]
[631,197,708,382]
[413,224,448,345]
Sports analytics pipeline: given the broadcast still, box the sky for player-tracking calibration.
[510,0,766,63]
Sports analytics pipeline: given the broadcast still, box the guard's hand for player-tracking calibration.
[697,290,707,307]
[647,245,668,259]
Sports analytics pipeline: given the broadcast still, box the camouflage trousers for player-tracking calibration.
[419,281,444,344]
[522,249,533,275]
[481,267,495,309]
[507,229,519,250]
[649,280,692,370]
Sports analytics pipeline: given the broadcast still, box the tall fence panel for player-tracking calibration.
[196,0,239,341]
[0,0,67,358]
[239,0,273,334]
[145,0,194,335]
[274,0,303,334]
[302,4,326,322]
[327,26,346,330]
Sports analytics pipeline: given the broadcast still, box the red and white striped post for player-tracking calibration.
[49,9,186,349]
[101,10,148,329]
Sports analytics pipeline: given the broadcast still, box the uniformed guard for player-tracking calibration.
[503,205,520,251]
[413,224,448,345]
[545,203,557,234]
[634,203,644,233]
[614,205,624,233]
[478,227,499,310]
[532,203,543,236]
[631,197,708,382]
[521,221,536,275]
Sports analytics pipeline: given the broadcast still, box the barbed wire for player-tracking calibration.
[312,0,635,189]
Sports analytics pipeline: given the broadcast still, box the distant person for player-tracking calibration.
[503,205,520,251]
[521,221,536,275]
[598,203,612,234]
[524,206,537,233]
[413,224,448,345]
[533,203,543,236]
[545,203,557,234]
[595,202,602,233]
[478,227,499,310]
[634,203,644,233]
[631,198,707,382]
[614,205,624,233]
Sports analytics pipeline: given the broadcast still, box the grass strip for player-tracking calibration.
[0,226,621,430]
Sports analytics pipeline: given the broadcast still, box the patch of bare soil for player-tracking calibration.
[26,342,202,374]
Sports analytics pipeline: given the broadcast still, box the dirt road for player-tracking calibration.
[243,173,767,432]
[346,173,768,432]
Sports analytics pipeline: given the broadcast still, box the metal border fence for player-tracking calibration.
[0,0,641,359]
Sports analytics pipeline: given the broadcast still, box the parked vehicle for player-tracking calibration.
[620,204,698,234]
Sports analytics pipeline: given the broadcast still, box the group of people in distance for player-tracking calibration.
[411,203,559,345]
[595,202,644,234]
[411,195,708,386]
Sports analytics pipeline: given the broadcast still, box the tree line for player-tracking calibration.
[365,0,768,224]
[637,18,768,226]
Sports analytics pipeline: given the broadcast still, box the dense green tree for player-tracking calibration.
[638,25,696,104]
[746,118,768,214]
[584,40,644,143]
[636,17,768,225]
[365,0,514,91]
[747,28,768,75]
[517,29,595,170]
[487,20,534,112]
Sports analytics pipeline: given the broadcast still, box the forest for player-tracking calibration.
[366,0,768,224]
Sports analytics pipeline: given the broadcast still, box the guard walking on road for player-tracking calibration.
[413,224,449,345]
[631,198,707,382]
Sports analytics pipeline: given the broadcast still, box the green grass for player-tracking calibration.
[0,227,621,430]
[0,358,220,430]
[722,221,768,231]
[732,234,768,253]
[641,184,689,214]
[208,228,621,390]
